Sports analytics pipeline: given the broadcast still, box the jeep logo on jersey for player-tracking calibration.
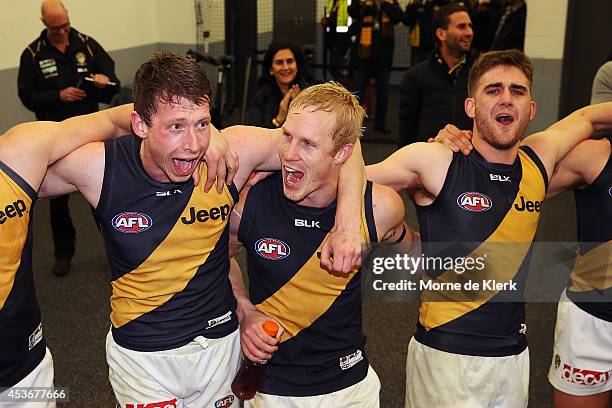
[112,212,153,233]
[181,204,231,224]
[214,395,235,407]
[255,238,290,260]
[513,196,542,213]
[456,192,492,212]
[0,199,27,224]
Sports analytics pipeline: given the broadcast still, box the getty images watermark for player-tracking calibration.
[361,242,611,302]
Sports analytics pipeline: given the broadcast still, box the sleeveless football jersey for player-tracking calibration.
[0,161,45,386]
[238,173,377,396]
[95,136,238,351]
[415,147,547,356]
[567,140,612,321]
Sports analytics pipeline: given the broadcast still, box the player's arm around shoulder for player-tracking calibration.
[221,125,283,190]
[546,138,611,200]
[39,142,105,208]
[367,141,453,196]
[0,122,59,190]
[371,183,406,243]
[229,185,250,258]
[0,104,131,191]
[523,101,612,179]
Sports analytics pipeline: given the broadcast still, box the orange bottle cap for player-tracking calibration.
[263,320,279,337]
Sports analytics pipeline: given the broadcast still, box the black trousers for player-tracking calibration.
[50,195,75,260]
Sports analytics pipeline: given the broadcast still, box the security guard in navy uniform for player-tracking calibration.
[18,0,120,277]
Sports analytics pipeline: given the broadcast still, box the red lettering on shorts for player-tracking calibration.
[562,363,611,386]
[125,398,177,408]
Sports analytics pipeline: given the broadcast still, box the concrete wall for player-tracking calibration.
[524,0,568,133]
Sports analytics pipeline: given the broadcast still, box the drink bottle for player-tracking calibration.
[231,320,279,400]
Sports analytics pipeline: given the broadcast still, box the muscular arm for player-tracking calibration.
[39,142,105,207]
[372,183,407,243]
[321,139,366,272]
[371,183,421,264]
[546,138,611,200]
[0,103,132,190]
[367,142,452,199]
[221,125,283,190]
[523,102,612,179]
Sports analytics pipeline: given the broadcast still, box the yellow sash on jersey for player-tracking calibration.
[256,205,371,343]
[569,241,612,292]
[0,171,33,310]
[110,166,235,328]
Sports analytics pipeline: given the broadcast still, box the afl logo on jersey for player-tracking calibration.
[112,212,153,233]
[457,192,493,212]
[255,238,290,260]
[214,395,235,407]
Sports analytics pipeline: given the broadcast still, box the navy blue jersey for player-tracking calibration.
[95,136,238,351]
[0,161,45,387]
[567,140,612,321]
[238,173,377,396]
[415,147,547,356]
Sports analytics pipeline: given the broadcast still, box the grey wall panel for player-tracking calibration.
[0,67,35,132]
[109,43,160,86]
[527,58,563,135]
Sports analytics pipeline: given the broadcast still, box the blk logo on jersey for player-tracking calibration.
[156,189,182,197]
[490,174,510,182]
[562,363,611,386]
[457,192,492,212]
[0,199,27,224]
[608,186,612,198]
[255,238,290,260]
[295,218,320,228]
[125,398,177,408]
[215,395,235,407]
[112,212,153,233]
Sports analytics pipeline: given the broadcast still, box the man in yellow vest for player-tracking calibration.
[321,0,351,81]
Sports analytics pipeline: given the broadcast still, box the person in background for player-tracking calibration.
[489,0,526,51]
[247,40,315,129]
[321,0,351,81]
[591,51,612,105]
[17,0,120,277]
[399,3,474,146]
[349,0,404,134]
[590,51,612,139]
[471,0,503,53]
[403,0,474,66]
